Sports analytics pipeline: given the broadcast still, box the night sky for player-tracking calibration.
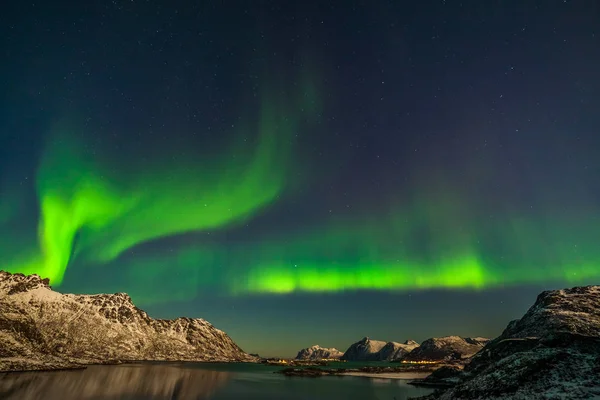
[1,1,599,357]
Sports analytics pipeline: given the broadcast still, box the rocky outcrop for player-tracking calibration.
[403,336,489,362]
[0,271,255,371]
[420,286,600,399]
[342,337,420,361]
[295,345,344,360]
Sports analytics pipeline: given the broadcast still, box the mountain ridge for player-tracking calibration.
[402,336,490,362]
[0,270,255,372]
[341,337,421,361]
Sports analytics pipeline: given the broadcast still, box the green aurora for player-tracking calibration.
[233,200,600,295]
[2,82,315,285]
[1,82,599,299]
[58,183,600,303]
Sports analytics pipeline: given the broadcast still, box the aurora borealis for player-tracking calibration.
[32,83,310,284]
[2,1,599,356]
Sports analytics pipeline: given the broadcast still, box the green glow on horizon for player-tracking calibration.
[236,258,600,295]
[237,254,489,294]
[219,178,600,295]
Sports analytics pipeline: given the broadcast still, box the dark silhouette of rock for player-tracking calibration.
[409,365,463,388]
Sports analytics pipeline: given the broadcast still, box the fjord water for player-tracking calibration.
[0,362,433,400]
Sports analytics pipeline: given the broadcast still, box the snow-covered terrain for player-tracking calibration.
[402,336,489,362]
[295,345,344,360]
[0,271,255,371]
[418,285,600,400]
[342,337,420,361]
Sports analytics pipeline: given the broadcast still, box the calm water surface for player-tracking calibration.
[0,362,434,400]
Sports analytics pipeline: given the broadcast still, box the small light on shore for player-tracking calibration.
[400,360,439,364]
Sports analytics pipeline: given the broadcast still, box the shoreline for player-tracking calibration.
[339,371,431,380]
[275,365,438,378]
[0,358,259,374]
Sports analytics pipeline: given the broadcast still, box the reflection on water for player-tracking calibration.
[0,363,230,400]
[0,363,433,400]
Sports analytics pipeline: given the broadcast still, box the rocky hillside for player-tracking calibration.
[419,286,600,399]
[403,336,489,362]
[342,337,420,361]
[295,345,344,360]
[0,271,254,371]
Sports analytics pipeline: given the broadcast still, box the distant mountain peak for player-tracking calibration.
[342,337,418,361]
[402,336,489,362]
[295,345,343,360]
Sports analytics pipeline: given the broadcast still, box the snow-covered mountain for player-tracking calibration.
[420,285,600,399]
[341,337,388,361]
[377,340,420,361]
[342,337,420,361]
[295,345,344,360]
[402,336,489,362]
[0,271,255,371]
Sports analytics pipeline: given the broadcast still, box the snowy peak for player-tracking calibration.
[342,337,419,361]
[295,345,344,360]
[403,336,489,361]
[341,337,387,361]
